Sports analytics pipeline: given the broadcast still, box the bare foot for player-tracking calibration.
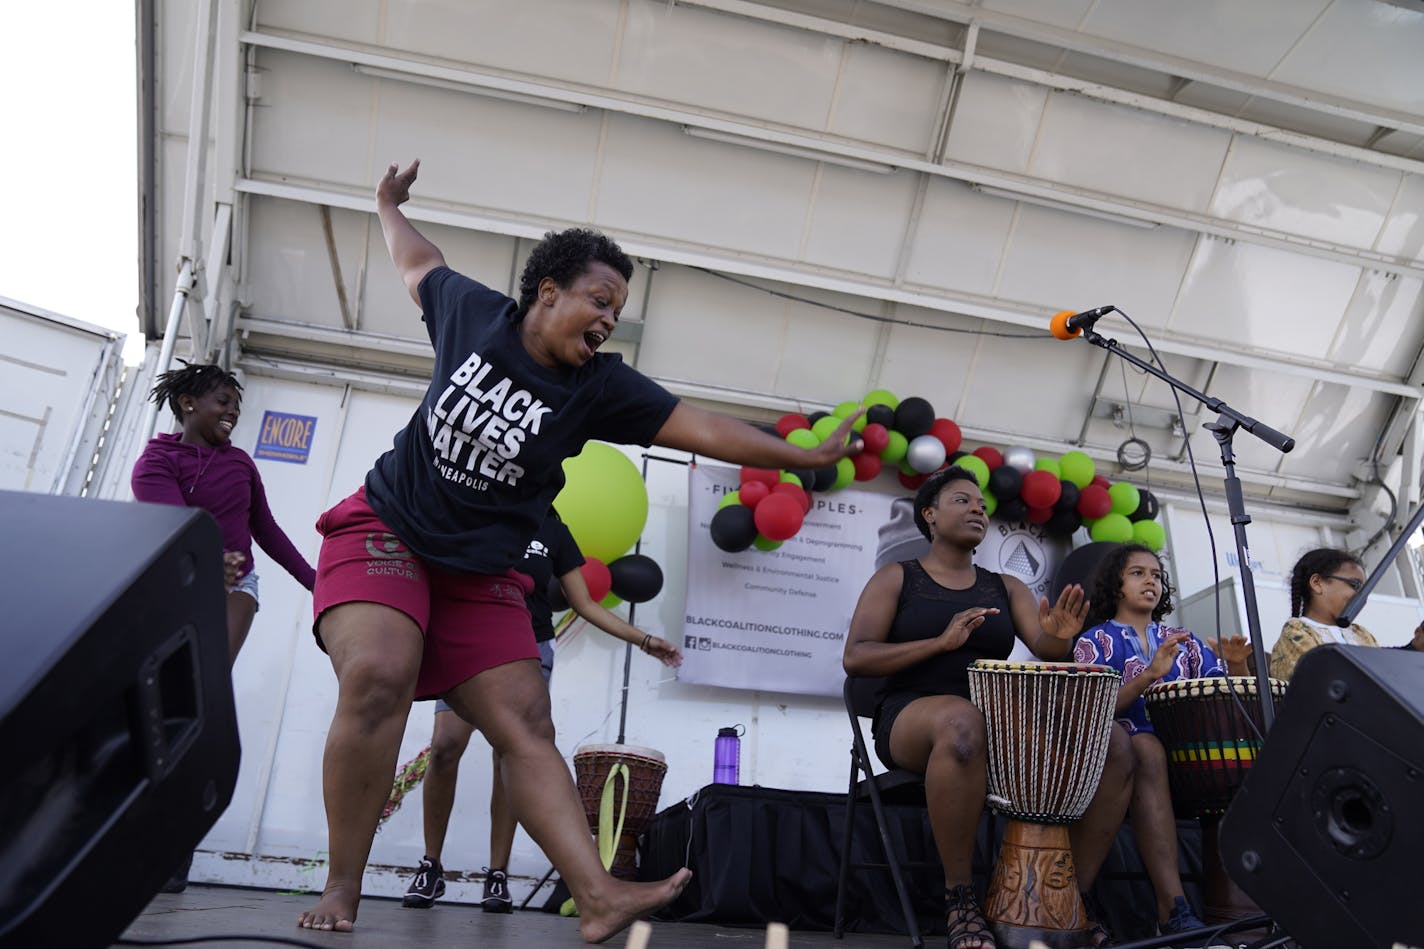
[296,882,359,932]
[576,868,692,944]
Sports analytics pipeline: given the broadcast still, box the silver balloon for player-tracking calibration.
[1003,445,1036,473]
[906,434,948,474]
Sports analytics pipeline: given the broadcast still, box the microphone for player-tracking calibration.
[1050,305,1114,340]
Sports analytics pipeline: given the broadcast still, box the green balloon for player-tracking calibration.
[957,454,990,489]
[600,591,624,609]
[982,489,998,518]
[787,428,820,449]
[1090,512,1134,543]
[898,458,918,477]
[863,388,899,410]
[811,415,843,441]
[832,400,861,419]
[851,413,868,432]
[717,489,742,510]
[832,456,855,490]
[881,430,909,464]
[556,442,648,563]
[1034,457,1062,480]
[753,534,784,551]
[779,471,801,484]
[1109,481,1141,517]
[1059,450,1095,489]
[1132,519,1166,552]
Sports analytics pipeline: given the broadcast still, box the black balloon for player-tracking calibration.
[1046,509,1083,538]
[710,504,758,552]
[892,397,935,440]
[812,466,839,492]
[1130,488,1160,522]
[807,410,830,425]
[947,450,969,465]
[787,468,816,491]
[865,404,895,428]
[548,575,569,612]
[608,554,665,603]
[1054,480,1080,513]
[997,497,1028,524]
[988,465,1023,502]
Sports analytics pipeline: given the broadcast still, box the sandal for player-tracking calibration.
[1086,918,1116,947]
[945,884,996,949]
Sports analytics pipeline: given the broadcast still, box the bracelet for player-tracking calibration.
[640,634,651,652]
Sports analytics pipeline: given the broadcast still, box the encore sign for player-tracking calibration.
[254,411,318,464]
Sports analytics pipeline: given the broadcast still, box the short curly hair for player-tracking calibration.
[1288,547,1361,617]
[912,465,980,541]
[515,228,634,319]
[1087,543,1175,624]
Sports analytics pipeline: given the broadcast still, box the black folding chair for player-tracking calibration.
[833,676,934,949]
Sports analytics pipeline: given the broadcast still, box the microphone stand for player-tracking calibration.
[1336,493,1424,626]
[1078,320,1295,729]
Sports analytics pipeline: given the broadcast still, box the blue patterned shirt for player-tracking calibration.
[1074,619,1226,734]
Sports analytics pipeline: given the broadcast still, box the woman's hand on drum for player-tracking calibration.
[1146,630,1192,681]
[937,607,1000,652]
[1213,634,1252,674]
[1038,583,1090,645]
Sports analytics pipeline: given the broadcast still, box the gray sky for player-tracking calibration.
[0,2,140,359]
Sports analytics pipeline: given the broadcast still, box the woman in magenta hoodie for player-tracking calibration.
[132,362,316,663]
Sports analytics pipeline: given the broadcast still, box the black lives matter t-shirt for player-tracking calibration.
[365,267,677,574]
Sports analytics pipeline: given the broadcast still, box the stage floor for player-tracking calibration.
[114,885,913,948]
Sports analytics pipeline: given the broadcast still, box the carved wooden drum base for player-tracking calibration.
[983,820,1090,949]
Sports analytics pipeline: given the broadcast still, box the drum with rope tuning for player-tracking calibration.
[572,743,667,880]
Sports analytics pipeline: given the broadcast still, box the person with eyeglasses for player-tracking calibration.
[1271,547,1424,680]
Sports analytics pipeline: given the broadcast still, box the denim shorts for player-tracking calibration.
[433,638,555,713]
[231,569,260,610]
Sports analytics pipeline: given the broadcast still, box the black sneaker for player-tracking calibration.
[1160,896,1230,949]
[402,857,445,909]
[481,867,513,913]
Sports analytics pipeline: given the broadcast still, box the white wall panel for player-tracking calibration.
[1210,138,1402,251]
[825,43,945,153]
[1375,172,1424,261]
[1172,238,1360,361]
[1031,94,1231,213]
[1272,0,1424,116]
[158,0,200,134]
[250,50,375,189]
[982,0,1097,31]
[903,180,1018,296]
[801,166,920,278]
[596,114,814,259]
[1276,379,1393,483]
[995,206,1198,320]
[255,0,384,46]
[244,198,355,328]
[1333,271,1424,377]
[942,71,1049,176]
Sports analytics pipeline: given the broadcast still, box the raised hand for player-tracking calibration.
[1039,583,1090,642]
[1146,630,1191,681]
[1213,634,1252,670]
[376,159,420,206]
[798,411,866,468]
[937,606,1000,653]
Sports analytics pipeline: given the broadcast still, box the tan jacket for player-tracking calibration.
[1269,617,1379,681]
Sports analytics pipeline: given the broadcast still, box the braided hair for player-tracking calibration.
[149,362,243,419]
[515,228,634,319]
[1086,542,1175,624]
[1288,547,1361,617]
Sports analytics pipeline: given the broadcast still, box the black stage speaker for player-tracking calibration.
[1219,643,1423,948]
[0,490,240,949]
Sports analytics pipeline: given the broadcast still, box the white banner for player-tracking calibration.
[680,465,895,697]
[680,467,1070,695]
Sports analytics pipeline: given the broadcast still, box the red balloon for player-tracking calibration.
[579,557,612,603]
[929,418,963,454]
[972,445,1004,471]
[1077,484,1112,519]
[1021,469,1062,509]
[754,493,804,541]
[738,479,770,509]
[1026,505,1054,525]
[851,452,882,482]
[775,413,810,437]
[740,467,780,488]
[860,422,890,455]
[898,470,928,490]
[771,481,811,513]
[1090,475,1112,491]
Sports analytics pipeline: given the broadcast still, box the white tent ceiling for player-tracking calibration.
[140,0,1424,519]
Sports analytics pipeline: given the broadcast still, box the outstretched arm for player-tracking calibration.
[376,160,446,305]
[653,402,863,470]
[559,567,682,667]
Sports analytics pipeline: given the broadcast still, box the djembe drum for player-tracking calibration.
[1143,675,1286,921]
[572,743,668,880]
[968,660,1121,949]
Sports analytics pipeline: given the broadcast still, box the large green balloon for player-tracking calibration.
[1132,519,1166,552]
[832,456,856,490]
[881,430,909,465]
[832,400,861,419]
[1108,481,1141,517]
[555,442,648,563]
[1090,512,1134,543]
[863,388,899,410]
[1059,451,1095,489]
[957,454,991,490]
[811,415,843,441]
[787,428,820,449]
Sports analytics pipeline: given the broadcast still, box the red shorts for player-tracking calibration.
[312,487,538,700]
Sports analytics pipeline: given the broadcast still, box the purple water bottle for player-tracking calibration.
[713,726,742,785]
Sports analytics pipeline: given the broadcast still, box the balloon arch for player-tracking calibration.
[708,389,1164,554]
